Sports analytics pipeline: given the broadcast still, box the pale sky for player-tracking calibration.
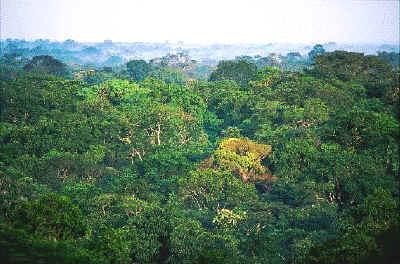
[1,0,399,44]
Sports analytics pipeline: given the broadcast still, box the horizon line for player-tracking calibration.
[1,38,399,46]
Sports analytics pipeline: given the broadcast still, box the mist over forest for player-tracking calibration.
[1,39,399,67]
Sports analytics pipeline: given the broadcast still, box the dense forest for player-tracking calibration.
[0,42,399,264]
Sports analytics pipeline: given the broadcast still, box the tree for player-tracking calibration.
[308,44,326,62]
[178,168,257,211]
[209,60,257,88]
[200,138,274,183]
[312,51,396,98]
[126,59,152,82]
[194,80,252,127]
[377,51,400,68]
[12,193,85,240]
[23,55,68,76]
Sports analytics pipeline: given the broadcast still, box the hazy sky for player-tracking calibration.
[1,0,399,44]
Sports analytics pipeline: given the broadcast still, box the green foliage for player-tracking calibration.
[0,224,105,264]
[12,193,85,240]
[377,51,400,68]
[1,48,399,263]
[201,137,274,183]
[306,188,399,264]
[170,217,241,264]
[126,59,152,82]
[148,66,187,84]
[178,168,257,211]
[86,226,131,264]
[209,60,258,88]
[23,55,69,77]
[312,51,397,98]
[304,98,329,124]
[308,44,325,62]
